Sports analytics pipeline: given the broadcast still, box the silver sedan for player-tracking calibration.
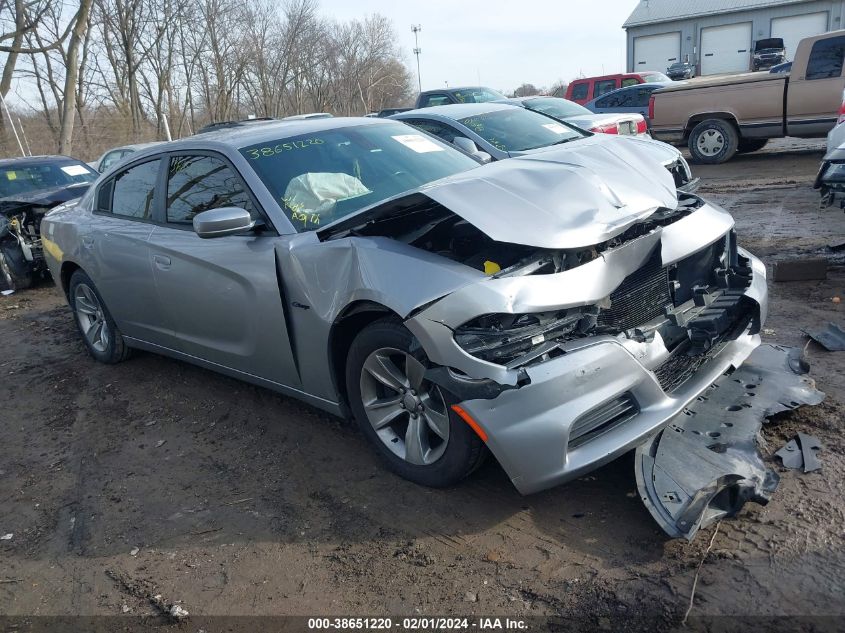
[41,117,769,534]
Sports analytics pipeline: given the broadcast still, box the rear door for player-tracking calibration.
[146,151,301,387]
[89,157,173,346]
[786,35,845,136]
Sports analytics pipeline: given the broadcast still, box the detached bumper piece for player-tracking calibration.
[635,344,825,540]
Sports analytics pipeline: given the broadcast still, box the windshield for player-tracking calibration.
[451,88,506,103]
[458,107,586,153]
[240,122,480,232]
[522,97,591,118]
[668,63,687,70]
[642,72,671,82]
[0,160,97,198]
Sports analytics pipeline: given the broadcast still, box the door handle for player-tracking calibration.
[153,254,171,270]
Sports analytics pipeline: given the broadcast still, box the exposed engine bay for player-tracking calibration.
[0,202,50,290]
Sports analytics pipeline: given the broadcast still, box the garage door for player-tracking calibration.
[633,32,681,71]
[700,22,752,75]
[772,12,829,60]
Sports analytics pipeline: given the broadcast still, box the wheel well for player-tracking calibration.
[684,113,740,141]
[328,301,398,413]
[59,261,81,299]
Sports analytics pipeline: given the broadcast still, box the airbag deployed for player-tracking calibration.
[635,344,825,540]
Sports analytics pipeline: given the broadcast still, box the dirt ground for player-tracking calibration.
[1,138,844,631]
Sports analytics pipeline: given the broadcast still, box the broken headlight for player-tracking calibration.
[820,161,845,184]
[454,310,594,365]
[665,156,694,191]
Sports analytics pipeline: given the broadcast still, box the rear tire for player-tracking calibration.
[68,269,131,364]
[737,138,769,154]
[346,317,485,488]
[0,243,34,291]
[688,119,739,164]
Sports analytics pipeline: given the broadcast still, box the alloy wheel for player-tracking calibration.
[359,347,450,466]
[73,283,110,353]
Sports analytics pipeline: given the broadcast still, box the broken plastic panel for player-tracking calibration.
[635,344,825,540]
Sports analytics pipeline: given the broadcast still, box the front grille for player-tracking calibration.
[597,249,670,332]
[654,310,753,393]
[569,393,639,448]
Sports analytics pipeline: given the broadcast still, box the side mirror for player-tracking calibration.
[453,136,493,163]
[453,136,480,154]
[193,207,255,238]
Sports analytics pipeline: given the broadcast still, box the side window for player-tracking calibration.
[571,83,589,100]
[403,119,458,143]
[110,159,160,220]
[594,80,618,97]
[806,36,845,80]
[96,179,113,213]
[166,155,255,224]
[596,92,624,108]
[632,88,654,107]
[621,77,640,87]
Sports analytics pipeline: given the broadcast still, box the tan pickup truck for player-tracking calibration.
[649,30,845,163]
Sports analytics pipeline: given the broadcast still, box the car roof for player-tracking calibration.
[140,117,395,153]
[0,155,84,167]
[419,86,490,96]
[396,102,518,120]
[105,141,164,153]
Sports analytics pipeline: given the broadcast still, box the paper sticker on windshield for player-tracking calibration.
[542,123,569,135]
[61,164,90,176]
[391,134,444,153]
[5,171,16,180]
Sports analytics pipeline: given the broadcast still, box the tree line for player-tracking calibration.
[0,0,414,159]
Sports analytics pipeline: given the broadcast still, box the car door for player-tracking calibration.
[786,35,845,136]
[146,151,301,388]
[89,157,174,345]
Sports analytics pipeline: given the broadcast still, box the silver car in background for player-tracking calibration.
[41,117,768,526]
[392,103,697,192]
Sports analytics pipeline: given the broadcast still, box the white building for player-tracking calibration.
[624,0,845,75]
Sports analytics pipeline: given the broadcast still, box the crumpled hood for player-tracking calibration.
[0,182,91,215]
[418,134,679,249]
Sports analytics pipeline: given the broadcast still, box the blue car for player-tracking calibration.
[583,82,678,122]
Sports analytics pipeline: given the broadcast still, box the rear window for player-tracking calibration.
[522,97,591,118]
[570,83,589,100]
[451,88,506,103]
[807,36,845,80]
[419,94,451,107]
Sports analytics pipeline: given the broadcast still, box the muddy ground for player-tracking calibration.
[1,139,844,631]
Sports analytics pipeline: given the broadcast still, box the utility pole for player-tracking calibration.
[0,92,24,156]
[412,25,422,92]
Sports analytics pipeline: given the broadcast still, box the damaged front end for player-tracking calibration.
[0,200,50,290]
[312,148,815,537]
[815,159,845,209]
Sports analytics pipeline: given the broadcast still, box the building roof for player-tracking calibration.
[623,0,809,28]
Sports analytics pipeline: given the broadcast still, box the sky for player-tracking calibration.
[321,0,640,93]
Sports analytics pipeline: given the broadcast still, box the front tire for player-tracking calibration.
[688,119,739,164]
[346,318,485,487]
[68,270,131,364]
[0,243,34,291]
